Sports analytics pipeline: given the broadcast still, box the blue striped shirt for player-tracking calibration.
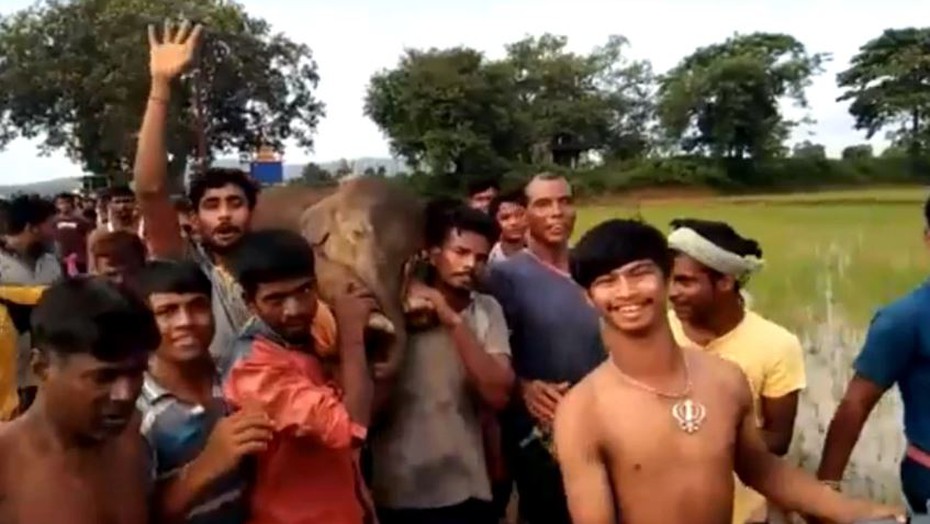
[137,373,250,524]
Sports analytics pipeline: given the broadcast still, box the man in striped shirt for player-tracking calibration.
[135,260,273,524]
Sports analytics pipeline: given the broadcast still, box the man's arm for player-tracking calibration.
[759,335,806,455]
[133,22,202,259]
[553,386,616,524]
[733,370,901,522]
[818,306,913,484]
[85,228,100,273]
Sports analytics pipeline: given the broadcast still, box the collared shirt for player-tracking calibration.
[370,292,512,509]
[137,373,250,524]
[669,310,806,524]
[223,324,369,524]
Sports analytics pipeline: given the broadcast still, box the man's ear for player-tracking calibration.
[31,348,51,383]
[716,274,737,294]
[583,289,595,308]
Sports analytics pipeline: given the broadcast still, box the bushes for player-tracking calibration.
[392,154,930,198]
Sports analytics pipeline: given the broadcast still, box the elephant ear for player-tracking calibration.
[300,198,334,248]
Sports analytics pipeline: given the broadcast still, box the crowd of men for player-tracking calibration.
[0,19,922,524]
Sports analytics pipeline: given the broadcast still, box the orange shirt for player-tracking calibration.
[223,334,368,524]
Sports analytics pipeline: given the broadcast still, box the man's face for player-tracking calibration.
[24,216,56,255]
[195,184,251,251]
[588,259,667,335]
[525,178,575,246]
[94,256,127,285]
[430,229,491,293]
[669,254,730,325]
[495,202,527,244]
[56,197,74,215]
[39,351,148,442]
[250,276,318,346]
[149,292,214,363]
[468,187,498,214]
[109,195,136,224]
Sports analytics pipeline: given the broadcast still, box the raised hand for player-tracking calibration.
[147,19,203,81]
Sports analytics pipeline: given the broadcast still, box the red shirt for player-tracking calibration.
[223,336,369,524]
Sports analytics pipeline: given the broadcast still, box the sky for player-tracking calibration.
[0,0,922,184]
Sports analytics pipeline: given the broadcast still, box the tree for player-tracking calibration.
[0,0,324,189]
[658,33,828,159]
[841,144,874,160]
[791,140,826,159]
[364,34,654,182]
[300,162,332,186]
[837,28,930,154]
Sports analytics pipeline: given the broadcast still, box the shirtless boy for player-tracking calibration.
[554,219,902,524]
[0,277,159,524]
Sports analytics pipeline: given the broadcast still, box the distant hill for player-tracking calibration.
[1,157,407,197]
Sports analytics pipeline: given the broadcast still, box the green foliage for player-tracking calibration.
[0,0,324,188]
[658,33,828,159]
[842,144,874,160]
[837,28,930,154]
[792,141,827,159]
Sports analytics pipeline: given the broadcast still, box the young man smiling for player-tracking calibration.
[554,219,901,524]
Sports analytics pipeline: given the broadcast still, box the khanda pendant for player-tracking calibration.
[672,398,707,434]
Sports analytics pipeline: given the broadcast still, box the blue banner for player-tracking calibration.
[250,161,283,185]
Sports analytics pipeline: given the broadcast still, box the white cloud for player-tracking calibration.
[0,0,921,183]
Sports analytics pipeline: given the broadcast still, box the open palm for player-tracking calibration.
[148,20,203,80]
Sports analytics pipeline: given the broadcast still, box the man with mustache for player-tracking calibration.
[666,218,806,524]
[0,277,158,524]
[87,186,143,273]
[132,20,330,364]
[371,205,514,524]
[0,194,62,412]
[487,190,528,266]
[485,173,604,524]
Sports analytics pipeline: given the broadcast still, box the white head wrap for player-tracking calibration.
[667,226,764,285]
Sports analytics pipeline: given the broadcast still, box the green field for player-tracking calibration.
[576,186,929,502]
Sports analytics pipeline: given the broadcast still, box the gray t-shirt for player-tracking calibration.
[485,251,604,441]
[370,293,511,509]
[0,246,62,387]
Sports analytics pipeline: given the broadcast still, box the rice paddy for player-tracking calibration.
[575,186,930,503]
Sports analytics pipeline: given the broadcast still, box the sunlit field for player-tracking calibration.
[575,186,930,503]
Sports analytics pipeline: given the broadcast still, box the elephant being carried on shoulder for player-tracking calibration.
[250,176,426,380]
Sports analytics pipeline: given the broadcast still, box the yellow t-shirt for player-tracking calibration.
[0,286,47,420]
[669,310,806,524]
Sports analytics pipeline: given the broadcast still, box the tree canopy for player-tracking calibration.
[0,0,324,187]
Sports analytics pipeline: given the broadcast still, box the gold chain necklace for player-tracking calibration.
[609,351,707,434]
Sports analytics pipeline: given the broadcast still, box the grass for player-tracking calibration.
[575,186,930,503]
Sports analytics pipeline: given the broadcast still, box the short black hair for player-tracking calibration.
[923,195,930,227]
[107,185,135,200]
[668,218,762,258]
[570,219,671,289]
[5,194,56,235]
[466,177,500,197]
[188,168,259,211]
[55,193,75,204]
[135,260,212,299]
[488,189,527,219]
[228,229,314,298]
[31,277,160,362]
[424,203,500,249]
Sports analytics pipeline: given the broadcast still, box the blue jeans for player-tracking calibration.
[901,455,930,513]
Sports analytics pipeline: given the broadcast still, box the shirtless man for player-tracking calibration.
[554,219,902,524]
[0,277,160,523]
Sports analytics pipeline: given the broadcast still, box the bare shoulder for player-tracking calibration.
[557,363,609,425]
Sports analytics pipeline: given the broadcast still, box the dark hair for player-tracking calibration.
[668,218,762,259]
[924,195,930,227]
[31,277,160,362]
[5,194,56,235]
[171,195,193,214]
[228,229,314,298]
[90,231,148,269]
[570,219,671,289]
[488,189,527,219]
[135,260,211,299]
[55,193,75,204]
[106,185,135,200]
[188,168,259,211]
[466,177,500,197]
[424,203,500,249]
